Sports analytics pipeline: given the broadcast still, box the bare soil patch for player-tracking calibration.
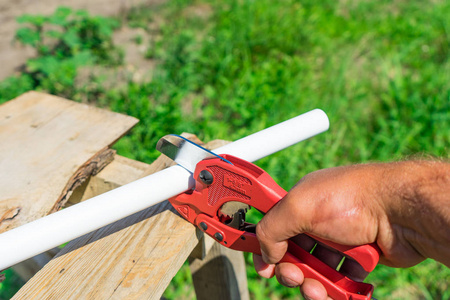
[0,0,164,81]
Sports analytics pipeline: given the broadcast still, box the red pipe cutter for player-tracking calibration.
[157,135,380,300]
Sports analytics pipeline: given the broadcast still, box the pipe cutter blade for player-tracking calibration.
[156,134,232,173]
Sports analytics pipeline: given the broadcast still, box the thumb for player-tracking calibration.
[256,194,309,264]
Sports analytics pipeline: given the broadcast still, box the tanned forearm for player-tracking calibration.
[254,159,449,300]
[382,160,450,267]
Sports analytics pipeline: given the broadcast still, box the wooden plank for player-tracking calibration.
[13,200,200,300]
[0,91,138,233]
[13,135,207,299]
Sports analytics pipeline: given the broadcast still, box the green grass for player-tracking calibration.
[1,0,449,299]
[0,270,24,300]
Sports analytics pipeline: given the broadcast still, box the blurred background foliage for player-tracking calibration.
[0,0,449,299]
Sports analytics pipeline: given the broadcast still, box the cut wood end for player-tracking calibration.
[50,148,116,213]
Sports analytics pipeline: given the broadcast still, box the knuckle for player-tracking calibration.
[255,221,269,244]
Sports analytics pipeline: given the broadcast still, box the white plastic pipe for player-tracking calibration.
[0,109,329,270]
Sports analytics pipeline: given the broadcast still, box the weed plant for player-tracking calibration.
[0,0,449,299]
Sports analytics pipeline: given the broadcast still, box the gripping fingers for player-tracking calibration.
[254,254,306,288]
[253,254,275,278]
[275,262,305,287]
[301,278,331,300]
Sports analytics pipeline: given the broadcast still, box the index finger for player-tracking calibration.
[256,193,313,264]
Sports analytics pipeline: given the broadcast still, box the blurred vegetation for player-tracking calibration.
[0,0,449,299]
[0,7,122,100]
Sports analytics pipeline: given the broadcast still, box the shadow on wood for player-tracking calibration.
[190,242,249,300]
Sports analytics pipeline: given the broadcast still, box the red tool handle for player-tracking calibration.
[196,214,378,300]
[169,154,380,300]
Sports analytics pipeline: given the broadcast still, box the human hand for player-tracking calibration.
[254,161,449,299]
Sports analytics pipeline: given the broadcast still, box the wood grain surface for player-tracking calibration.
[13,138,231,299]
[0,91,138,233]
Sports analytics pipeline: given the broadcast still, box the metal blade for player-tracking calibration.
[156,134,232,173]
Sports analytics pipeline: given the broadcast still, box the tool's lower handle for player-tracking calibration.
[281,240,374,300]
[229,230,376,300]
[309,236,381,272]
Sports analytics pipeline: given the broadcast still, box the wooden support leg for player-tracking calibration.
[189,239,250,300]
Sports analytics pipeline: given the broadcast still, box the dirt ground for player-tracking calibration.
[0,0,163,81]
